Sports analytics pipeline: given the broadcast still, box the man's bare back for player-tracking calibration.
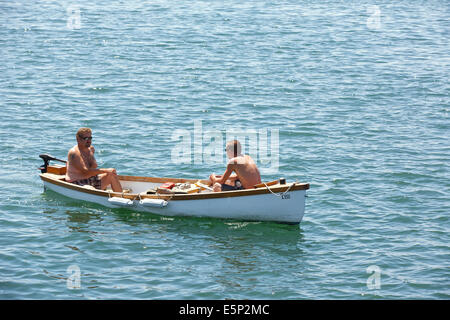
[209,140,261,192]
[226,154,261,189]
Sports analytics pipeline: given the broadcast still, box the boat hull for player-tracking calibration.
[41,174,308,224]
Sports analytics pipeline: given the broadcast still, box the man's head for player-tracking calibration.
[76,127,93,148]
[225,140,241,158]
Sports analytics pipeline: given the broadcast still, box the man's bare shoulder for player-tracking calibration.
[68,146,80,159]
[228,155,248,165]
[244,154,256,164]
[227,156,240,165]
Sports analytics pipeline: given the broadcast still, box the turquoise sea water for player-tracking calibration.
[0,0,449,299]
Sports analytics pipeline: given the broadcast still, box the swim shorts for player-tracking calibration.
[72,175,102,190]
[221,179,244,191]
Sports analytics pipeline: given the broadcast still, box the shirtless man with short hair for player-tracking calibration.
[209,140,261,192]
[65,128,123,192]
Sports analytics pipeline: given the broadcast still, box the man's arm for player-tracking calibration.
[90,146,98,169]
[216,162,235,185]
[69,149,104,177]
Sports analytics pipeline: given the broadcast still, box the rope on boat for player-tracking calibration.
[263,181,297,197]
[130,193,140,202]
[136,190,173,207]
[107,190,137,200]
[107,190,135,207]
[138,193,172,202]
[155,192,174,202]
[138,193,169,207]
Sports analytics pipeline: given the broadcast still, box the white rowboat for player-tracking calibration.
[39,157,309,224]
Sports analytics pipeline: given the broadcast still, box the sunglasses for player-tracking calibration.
[80,136,92,141]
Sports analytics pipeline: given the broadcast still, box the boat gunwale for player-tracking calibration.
[40,173,310,201]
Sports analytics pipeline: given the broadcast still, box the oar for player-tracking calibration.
[195,181,214,191]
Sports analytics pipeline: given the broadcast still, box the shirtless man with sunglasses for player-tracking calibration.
[65,127,123,192]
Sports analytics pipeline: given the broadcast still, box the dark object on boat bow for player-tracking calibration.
[39,154,67,173]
